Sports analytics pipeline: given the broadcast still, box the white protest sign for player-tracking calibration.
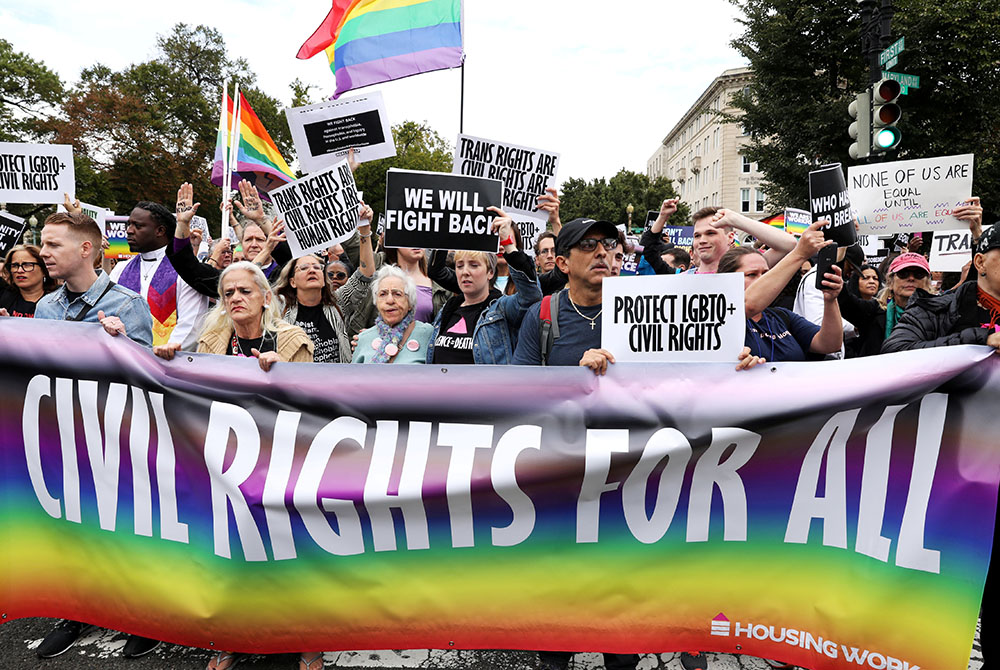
[285,91,395,174]
[453,134,560,220]
[513,214,546,257]
[59,200,110,232]
[929,226,987,272]
[848,154,974,234]
[269,158,361,258]
[0,142,75,204]
[601,273,745,363]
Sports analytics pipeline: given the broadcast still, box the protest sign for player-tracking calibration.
[784,207,812,236]
[270,158,361,258]
[664,226,694,248]
[285,92,396,174]
[384,169,502,252]
[619,234,641,275]
[60,200,110,232]
[453,134,559,219]
[190,216,211,258]
[644,210,659,231]
[929,226,987,272]
[0,142,75,204]
[809,164,857,246]
[602,273,745,363]
[1,317,994,670]
[848,154,974,234]
[103,215,135,261]
[0,211,27,256]
[857,234,889,267]
[512,214,546,257]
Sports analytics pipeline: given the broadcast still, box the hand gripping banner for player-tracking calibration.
[0,319,997,670]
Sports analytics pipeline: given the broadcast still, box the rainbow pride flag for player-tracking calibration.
[211,91,295,195]
[761,211,785,230]
[297,0,464,98]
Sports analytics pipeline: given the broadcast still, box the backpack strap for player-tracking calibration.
[71,281,116,323]
[538,290,562,366]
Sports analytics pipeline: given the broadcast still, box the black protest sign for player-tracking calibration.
[809,163,857,246]
[0,212,27,257]
[270,159,361,258]
[384,170,503,252]
[643,210,659,232]
[0,142,75,205]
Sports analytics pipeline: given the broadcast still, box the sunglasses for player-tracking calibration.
[574,237,618,252]
[895,268,928,280]
[327,271,348,280]
[8,262,39,272]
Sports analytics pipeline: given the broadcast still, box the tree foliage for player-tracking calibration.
[728,0,1000,218]
[0,38,63,142]
[560,169,689,231]
[352,121,454,220]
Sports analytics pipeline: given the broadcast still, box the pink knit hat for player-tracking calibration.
[888,252,930,275]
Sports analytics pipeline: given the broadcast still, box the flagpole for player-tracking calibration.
[459,62,465,134]
[224,83,241,243]
[219,81,229,228]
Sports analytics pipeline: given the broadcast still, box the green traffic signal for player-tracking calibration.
[875,126,902,150]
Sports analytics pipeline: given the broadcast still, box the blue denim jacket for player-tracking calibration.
[35,271,154,347]
[426,262,542,365]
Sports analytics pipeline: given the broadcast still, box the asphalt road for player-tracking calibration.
[0,618,984,670]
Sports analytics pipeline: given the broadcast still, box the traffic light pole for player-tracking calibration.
[859,0,894,85]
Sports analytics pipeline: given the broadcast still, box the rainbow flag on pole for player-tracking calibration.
[211,90,295,195]
[297,0,464,98]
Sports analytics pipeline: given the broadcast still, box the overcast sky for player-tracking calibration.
[1,0,748,186]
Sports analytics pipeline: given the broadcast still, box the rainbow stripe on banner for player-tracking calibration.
[761,212,785,230]
[103,215,135,261]
[0,318,996,670]
[298,0,464,98]
[211,91,295,195]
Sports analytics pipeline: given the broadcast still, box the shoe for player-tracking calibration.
[122,635,161,658]
[207,651,245,670]
[36,619,89,658]
[680,651,708,670]
[300,652,324,670]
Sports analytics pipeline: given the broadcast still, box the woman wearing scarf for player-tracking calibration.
[352,265,433,364]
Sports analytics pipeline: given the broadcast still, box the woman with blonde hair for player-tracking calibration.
[154,261,312,371]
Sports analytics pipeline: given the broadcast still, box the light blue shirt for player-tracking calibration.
[35,271,154,347]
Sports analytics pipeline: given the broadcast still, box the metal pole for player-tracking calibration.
[460,62,465,134]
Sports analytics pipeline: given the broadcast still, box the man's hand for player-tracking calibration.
[0,308,10,317]
[651,198,680,233]
[348,147,360,173]
[233,180,265,225]
[251,348,281,372]
[735,346,765,371]
[953,196,984,240]
[579,348,615,376]
[488,206,515,251]
[153,342,182,360]
[820,263,844,301]
[175,182,201,237]
[190,226,204,250]
[792,220,833,261]
[987,330,1000,350]
[358,202,373,235]
[97,310,126,338]
[209,238,231,266]
[63,193,82,215]
[537,188,561,230]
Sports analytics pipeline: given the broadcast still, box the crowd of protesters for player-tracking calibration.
[1,169,995,670]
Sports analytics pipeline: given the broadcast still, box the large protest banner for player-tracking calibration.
[848,154,974,234]
[602,274,745,362]
[452,135,559,255]
[270,158,361,258]
[384,169,502,252]
[0,142,75,204]
[0,318,995,670]
[285,92,396,174]
[0,211,27,256]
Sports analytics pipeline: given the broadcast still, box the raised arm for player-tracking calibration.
[711,208,797,266]
[744,220,830,317]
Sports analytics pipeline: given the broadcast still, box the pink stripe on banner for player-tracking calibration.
[334,45,463,97]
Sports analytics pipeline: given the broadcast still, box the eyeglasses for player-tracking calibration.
[895,268,928,280]
[376,289,406,300]
[327,271,348,280]
[8,262,39,272]
[574,237,618,253]
[296,263,324,273]
[537,248,555,256]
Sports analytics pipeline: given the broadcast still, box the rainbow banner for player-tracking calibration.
[211,91,296,195]
[761,212,785,230]
[0,318,996,670]
[297,0,464,98]
[103,214,135,261]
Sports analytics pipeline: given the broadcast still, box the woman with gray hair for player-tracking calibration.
[351,264,433,363]
[153,261,313,371]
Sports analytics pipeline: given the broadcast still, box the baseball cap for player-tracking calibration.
[888,252,930,276]
[555,218,620,257]
[976,225,1000,255]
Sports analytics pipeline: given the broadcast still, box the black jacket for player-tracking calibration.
[837,289,887,358]
[881,281,990,353]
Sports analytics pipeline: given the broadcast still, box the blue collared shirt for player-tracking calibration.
[35,271,153,347]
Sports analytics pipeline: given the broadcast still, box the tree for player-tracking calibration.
[728,0,1000,217]
[0,38,63,142]
[560,169,689,231]
[352,121,453,219]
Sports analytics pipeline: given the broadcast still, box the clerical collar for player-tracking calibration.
[140,246,167,262]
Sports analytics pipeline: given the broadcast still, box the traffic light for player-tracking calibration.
[871,79,902,152]
[848,91,871,160]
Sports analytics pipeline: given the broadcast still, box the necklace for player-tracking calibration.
[567,290,602,330]
[141,257,157,281]
[231,331,273,358]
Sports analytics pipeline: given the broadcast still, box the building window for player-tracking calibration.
[741,188,751,213]
[742,156,751,173]
[713,128,719,149]
[755,189,766,212]
[714,161,720,180]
